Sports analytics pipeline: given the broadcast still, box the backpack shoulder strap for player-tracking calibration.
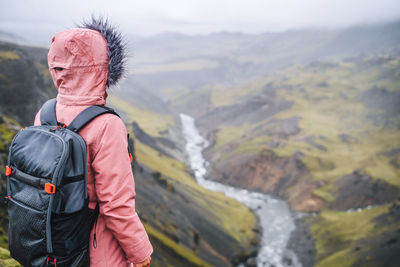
[40,98,58,126]
[67,105,120,132]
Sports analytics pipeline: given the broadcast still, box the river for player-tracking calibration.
[180,114,302,267]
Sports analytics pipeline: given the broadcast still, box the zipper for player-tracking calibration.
[93,216,98,249]
[46,129,69,254]
[64,130,88,198]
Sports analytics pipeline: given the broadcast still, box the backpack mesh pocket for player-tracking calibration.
[8,198,47,267]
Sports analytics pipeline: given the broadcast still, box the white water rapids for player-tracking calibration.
[180,114,302,267]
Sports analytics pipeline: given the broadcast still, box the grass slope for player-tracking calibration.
[194,54,400,266]
[108,96,257,265]
[108,95,174,137]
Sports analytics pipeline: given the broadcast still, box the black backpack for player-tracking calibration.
[5,99,119,267]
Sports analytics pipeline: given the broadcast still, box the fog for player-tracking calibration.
[1,0,400,45]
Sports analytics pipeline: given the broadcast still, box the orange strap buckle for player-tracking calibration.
[44,183,56,194]
[5,166,12,176]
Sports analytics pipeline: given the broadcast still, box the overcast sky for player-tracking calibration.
[1,0,400,44]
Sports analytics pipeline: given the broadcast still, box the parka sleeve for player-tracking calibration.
[91,115,153,263]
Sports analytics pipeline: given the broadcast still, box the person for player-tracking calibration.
[34,17,153,267]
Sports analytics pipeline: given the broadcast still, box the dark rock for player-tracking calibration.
[286,216,315,267]
[382,148,400,157]
[0,41,56,126]
[304,136,327,151]
[338,133,357,144]
[316,81,329,88]
[329,172,399,210]
[354,228,400,267]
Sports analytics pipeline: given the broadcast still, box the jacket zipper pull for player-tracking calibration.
[93,215,98,248]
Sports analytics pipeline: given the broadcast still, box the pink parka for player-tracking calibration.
[34,28,153,266]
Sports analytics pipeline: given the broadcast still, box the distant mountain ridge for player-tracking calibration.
[130,20,400,102]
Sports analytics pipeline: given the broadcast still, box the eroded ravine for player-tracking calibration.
[180,114,302,267]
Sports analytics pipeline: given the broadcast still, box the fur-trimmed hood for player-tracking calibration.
[47,17,126,106]
[78,17,127,87]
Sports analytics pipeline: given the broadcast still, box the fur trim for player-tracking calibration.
[78,16,127,87]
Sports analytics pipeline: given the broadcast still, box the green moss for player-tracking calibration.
[316,247,357,267]
[0,123,17,152]
[108,95,174,137]
[0,248,21,266]
[0,227,8,249]
[0,51,19,60]
[214,124,252,150]
[235,136,272,154]
[144,223,213,267]
[310,205,396,266]
[313,184,336,202]
[224,56,400,190]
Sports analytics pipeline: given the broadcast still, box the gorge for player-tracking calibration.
[180,113,302,267]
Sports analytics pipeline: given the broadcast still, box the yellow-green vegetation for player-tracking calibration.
[38,63,50,78]
[271,58,400,189]
[210,77,272,107]
[312,184,336,202]
[0,124,16,152]
[0,51,19,61]
[112,97,257,260]
[144,223,213,267]
[211,56,400,195]
[214,124,252,150]
[135,140,195,186]
[0,214,8,249]
[135,140,256,244]
[235,136,272,154]
[310,204,396,267]
[0,247,20,267]
[0,116,19,152]
[204,55,400,266]
[108,95,174,137]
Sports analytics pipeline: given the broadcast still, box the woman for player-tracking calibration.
[34,17,153,267]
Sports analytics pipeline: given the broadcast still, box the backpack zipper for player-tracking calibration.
[37,128,69,255]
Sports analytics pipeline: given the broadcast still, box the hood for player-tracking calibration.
[48,17,126,106]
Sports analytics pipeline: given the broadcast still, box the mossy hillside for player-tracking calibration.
[134,139,256,245]
[203,55,400,266]
[144,223,213,267]
[210,76,271,107]
[0,117,19,266]
[0,42,56,126]
[0,51,19,61]
[0,125,15,153]
[0,247,20,267]
[108,95,174,138]
[309,203,399,267]
[112,95,258,263]
[271,57,400,193]
[210,55,400,202]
